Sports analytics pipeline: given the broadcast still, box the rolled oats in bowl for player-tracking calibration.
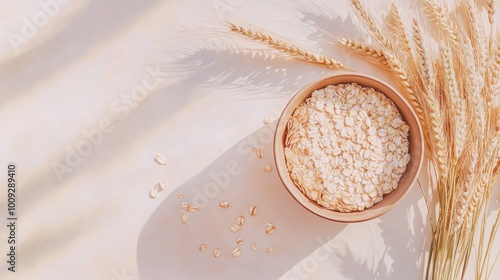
[284,83,410,212]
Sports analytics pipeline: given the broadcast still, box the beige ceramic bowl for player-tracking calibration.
[274,73,424,222]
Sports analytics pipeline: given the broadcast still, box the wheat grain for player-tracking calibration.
[229,22,350,70]
[338,38,388,66]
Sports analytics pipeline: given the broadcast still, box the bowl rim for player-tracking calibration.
[273,72,424,222]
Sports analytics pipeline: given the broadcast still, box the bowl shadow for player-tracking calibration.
[136,122,347,280]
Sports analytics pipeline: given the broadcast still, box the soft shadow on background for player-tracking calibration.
[0,0,165,102]
[137,122,348,279]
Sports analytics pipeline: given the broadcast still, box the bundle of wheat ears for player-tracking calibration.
[228,0,499,279]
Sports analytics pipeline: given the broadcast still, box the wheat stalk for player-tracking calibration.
[337,38,388,65]
[228,22,350,71]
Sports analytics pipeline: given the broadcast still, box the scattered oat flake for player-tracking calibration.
[236,237,243,245]
[219,201,229,208]
[263,116,272,124]
[257,150,264,158]
[252,148,264,158]
[236,215,245,226]
[264,165,272,172]
[157,179,168,191]
[231,248,242,257]
[181,212,187,224]
[187,205,199,213]
[265,223,275,234]
[154,154,167,165]
[230,224,241,232]
[178,194,184,199]
[249,206,258,216]
[199,244,207,251]
[179,202,189,208]
[251,243,257,251]
[149,189,157,199]
[213,248,221,258]
[266,247,274,254]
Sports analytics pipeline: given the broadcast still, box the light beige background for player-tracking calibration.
[0,0,498,279]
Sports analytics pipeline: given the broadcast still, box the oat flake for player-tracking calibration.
[154,154,167,165]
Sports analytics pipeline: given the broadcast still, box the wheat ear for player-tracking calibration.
[421,0,460,46]
[350,0,392,49]
[338,38,388,66]
[423,91,449,184]
[464,0,487,79]
[388,1,414,61]
[412,18,434,90]
[228,22,350,71]
[384,51,426,128]
[463,39,486,137]
[489,37,500,107]
[442,45,467,160]
[468,130,500,219]
[455,149,478,231]
[491,113,500,175]
[466,173,489,230]
[411,18,448,184]
[349,1,426,129]
[487,0,496,25]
